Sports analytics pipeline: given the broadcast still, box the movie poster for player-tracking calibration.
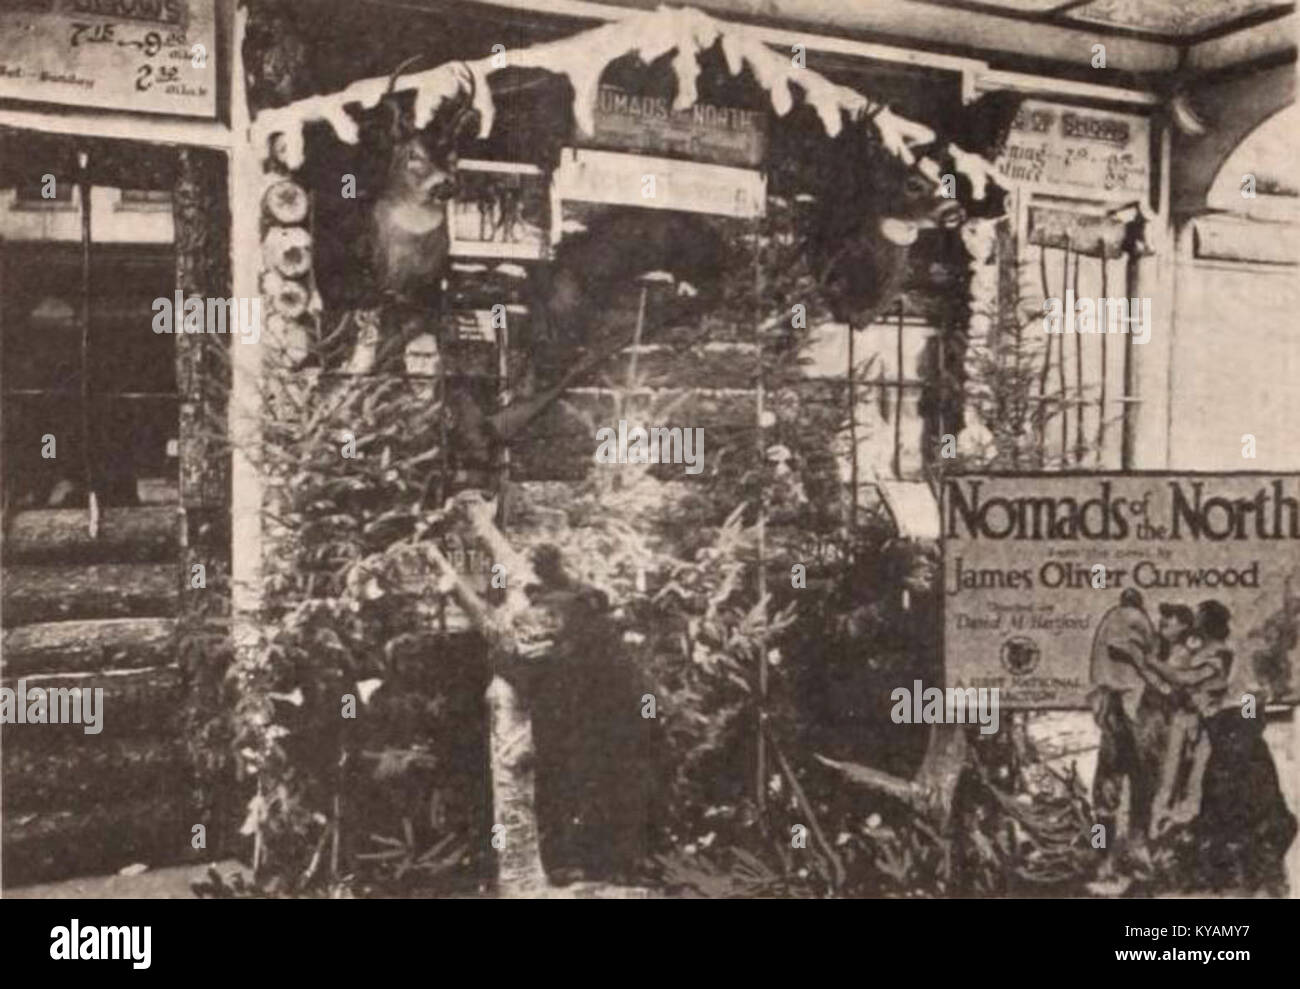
[943,473,1300,708]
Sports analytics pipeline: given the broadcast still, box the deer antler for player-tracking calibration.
[379,54,430,140]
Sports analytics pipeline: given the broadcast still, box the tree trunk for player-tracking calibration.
[422,500,554,895]
[485,672,549,897]
[425,494,659,897]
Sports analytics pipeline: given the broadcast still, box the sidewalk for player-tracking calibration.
[3,860,249,899]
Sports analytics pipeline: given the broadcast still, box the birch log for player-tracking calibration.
[816,724,969,827]
[485,673,550,897]
[2,618,176,676]
[427,496,654,896]
[422,498,551,895]
[4,508,178,563]
[3,563,177,625]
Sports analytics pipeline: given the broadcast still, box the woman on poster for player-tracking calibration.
[1113,599,1297,891]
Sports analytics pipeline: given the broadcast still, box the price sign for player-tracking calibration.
[0,0,216,118]
[995,98,1149,202]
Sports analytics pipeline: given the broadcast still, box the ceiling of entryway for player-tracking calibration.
[431,0,1296,81]
[922,0,1290,40]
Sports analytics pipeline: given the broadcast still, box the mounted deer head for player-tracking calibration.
[368,57,480,306]
[809,140,966,327]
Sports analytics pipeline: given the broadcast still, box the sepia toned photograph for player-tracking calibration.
[0,0,1297,943]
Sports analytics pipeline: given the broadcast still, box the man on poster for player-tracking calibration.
[1086,588,1154,891]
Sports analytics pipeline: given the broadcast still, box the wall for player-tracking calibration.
[1167,251,1300,469]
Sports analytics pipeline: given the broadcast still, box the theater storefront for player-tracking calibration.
[1,0,1295,894]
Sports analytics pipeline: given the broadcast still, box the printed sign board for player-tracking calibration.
[448,160,550,260]
[943,473,1300,708]
[555,148,765,219]
[582,84,767,169]
[0,0,216,118]
[995,99,1149,202]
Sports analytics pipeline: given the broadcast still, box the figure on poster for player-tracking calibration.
[1139,604,1203,838]
[1109,599,1298,890]
[1185,601,1295,890]
[1116,601,1218,839]
[1086,587,1155,888]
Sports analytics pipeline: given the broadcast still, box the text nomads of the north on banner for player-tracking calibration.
[942,473,1300,708]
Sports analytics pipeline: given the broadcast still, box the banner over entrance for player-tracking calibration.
[942,473,1300,708]
[583,83,767,168]
[554,147,766,218]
